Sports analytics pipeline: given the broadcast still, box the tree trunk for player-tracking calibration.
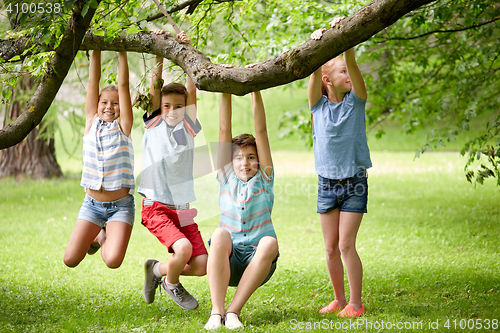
[0,76,62,179]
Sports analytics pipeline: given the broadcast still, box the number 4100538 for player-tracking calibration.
[6,2,62,15]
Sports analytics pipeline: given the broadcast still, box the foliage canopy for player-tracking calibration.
[0,0,499,185]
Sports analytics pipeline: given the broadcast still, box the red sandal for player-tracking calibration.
[319,300,345,314]
[337,304,365,318]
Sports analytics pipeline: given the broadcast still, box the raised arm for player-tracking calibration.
[117,51,133,137]
[308,67,323,109]
[149,30,167,114]
[344,48,367,100]
[308,28,327,108]
[185,73,197,122]
[150,55,163,114]
[308,17,349,108]
[84,50,101,134]
[252,91,273,176]
[218,93,233,177]
[177,31,198,122]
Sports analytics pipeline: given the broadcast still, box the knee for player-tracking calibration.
[192,254,208,276]
[325,245,341,260]
[104,255,124,269]
[173,239,193,262]
[63,249,83,268]
[338,241,355,257]
[210,229,232,251]
[257,237,279,259]
[211,228,231,242]
[63,256,80,268]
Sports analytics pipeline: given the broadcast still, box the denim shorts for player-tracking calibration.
[77,193,135,228]
[228,244,279,287]
[317,169,368,214]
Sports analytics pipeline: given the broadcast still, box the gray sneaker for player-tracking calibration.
[161,279,199,310]
[143,259,160,304]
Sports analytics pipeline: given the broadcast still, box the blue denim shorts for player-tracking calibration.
[77,193,135,228]
[317,169,368,214]
[228,244,279,287]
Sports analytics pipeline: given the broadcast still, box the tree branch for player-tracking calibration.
[0,0,100,150]
[141,0,239,23]
[1,0,437,96]
[376,17,499,42]
[182,0,438,95]
[408,0,454,15]
[0,0,437,149]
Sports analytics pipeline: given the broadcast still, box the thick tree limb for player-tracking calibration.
[0,0,436,149]
[0,0,100,150]
[2,0,437,95]
[172,0,437,94]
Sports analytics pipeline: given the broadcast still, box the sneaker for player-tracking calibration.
[337,304,365,318]
[319,300,344,314]
[143,259,160,304]
[225,312,243,329]
[161,279,199,310]
[204,313,224,330]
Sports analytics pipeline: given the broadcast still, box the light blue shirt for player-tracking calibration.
[311,92,372,179]
[217,165,276,246]
[138,109,201,205]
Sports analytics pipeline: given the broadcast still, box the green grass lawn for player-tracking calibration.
[4,81,500,332]
[1,151,499,332]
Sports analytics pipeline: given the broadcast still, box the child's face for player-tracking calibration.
[161,93,186,127]
[324,58,352,93]
[98,90,120,122]
[232,145,259,181]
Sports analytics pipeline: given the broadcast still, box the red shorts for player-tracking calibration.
[141,200,207,257]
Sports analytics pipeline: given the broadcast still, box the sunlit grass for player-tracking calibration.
[1,151,499,332]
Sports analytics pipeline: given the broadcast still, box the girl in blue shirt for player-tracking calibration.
[309,17,371,318]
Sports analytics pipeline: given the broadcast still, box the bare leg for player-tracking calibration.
[64,219,101,267]
[90,228,106,250]
[338,211,363,310]
[157,238,192,285]
[207,228,232,315]
[182,253,208,276]
[99,221,132,269]
[226,236,279,315]
[320,209,347,308]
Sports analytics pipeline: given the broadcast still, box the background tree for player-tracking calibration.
[0,0,99,178]
[0,5,63,179]
[0,0,498,184]
[0,76,62,179]
[275,0,500,185]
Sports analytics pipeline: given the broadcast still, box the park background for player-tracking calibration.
[1,81,499,332]
[1,0,499,332]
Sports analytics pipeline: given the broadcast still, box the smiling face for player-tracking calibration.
[232,145,259,181]
[322,57,352,94]
[161,93,186,127]
[97,90,120,122]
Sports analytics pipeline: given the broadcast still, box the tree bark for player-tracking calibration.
[0,76,63,179]
[0,0,100,150]
[0,0,436,149]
